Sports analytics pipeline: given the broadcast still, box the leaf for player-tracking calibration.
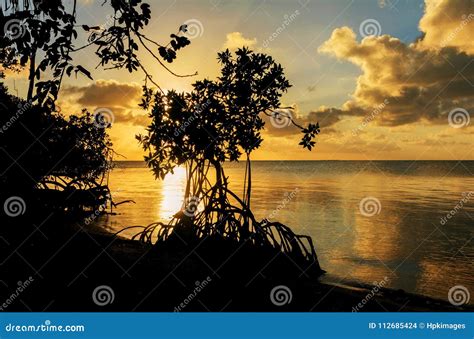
[66,65,74,77]
[75,65,93,80]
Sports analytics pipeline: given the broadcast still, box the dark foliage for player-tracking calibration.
[138,48,318,179]
[0,0,193,214]
[0,0,193,106]
[133,49,322,272]
[0,83,112,194]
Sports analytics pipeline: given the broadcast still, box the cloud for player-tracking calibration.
[312,0,474,127]
[60,79,149,127]
[418,0,474,54]
[223,32,257,50]
[62,79,142,108]
[262,105,343,140]
[112,108,150,126]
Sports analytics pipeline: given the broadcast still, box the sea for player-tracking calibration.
[92,160,474,304]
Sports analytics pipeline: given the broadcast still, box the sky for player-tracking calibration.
[3,0,474,160]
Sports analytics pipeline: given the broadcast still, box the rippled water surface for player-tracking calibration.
[94,161,474,303]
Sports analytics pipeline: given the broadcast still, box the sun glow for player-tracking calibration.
[157,166,187,221]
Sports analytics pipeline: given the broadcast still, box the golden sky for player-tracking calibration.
[3,0,474,160]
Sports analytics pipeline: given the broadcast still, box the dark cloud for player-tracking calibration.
[104,107,149,127]
[62,79,142,108]
[61,80,149,127]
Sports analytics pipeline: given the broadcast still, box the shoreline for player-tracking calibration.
[2,217,472,312]
[77,228,474,312]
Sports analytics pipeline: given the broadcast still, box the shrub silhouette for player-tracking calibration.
[0,83,112,211]
[1,0,194,213]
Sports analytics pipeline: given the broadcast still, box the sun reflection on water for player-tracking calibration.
[157,167,187,221]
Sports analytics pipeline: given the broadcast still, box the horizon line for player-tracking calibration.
[114,159,474,162]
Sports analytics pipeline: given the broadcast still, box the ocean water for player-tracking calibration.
[93,161,474,303]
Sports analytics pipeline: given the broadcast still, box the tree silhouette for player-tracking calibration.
[0,0,194,106]
[0,0,195,213]
[133,48,322,269]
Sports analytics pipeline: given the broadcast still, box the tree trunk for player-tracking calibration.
[212,160,227,235]
[27,51,35,101]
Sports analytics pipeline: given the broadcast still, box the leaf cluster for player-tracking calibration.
[137,48,315,179]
